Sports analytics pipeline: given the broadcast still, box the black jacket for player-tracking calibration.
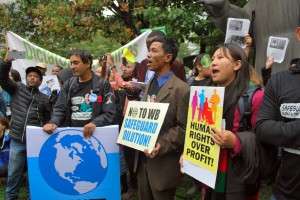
[256,59,300,147]
[50,73,116,127]
[256,58,300,199]
[0,60,50,142]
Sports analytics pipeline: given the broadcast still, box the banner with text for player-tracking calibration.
[26,125,120,200]
[182,86,225,188]
[117,101,169,152]
[6,31,70,68]
[6,31,70,81]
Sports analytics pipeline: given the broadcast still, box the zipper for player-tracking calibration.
[21,88,35,142]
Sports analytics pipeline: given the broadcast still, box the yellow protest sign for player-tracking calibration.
[182,86,224,188]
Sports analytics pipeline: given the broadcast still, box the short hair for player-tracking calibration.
[68,49,93,68]
[10,69,21,82]
[146,31,166,49]
[149,37,178,64]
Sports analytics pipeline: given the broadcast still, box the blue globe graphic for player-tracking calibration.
[39,129,108,195]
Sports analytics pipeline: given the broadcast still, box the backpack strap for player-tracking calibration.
[238,85,261,131]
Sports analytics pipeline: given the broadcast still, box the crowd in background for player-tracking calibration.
[0,21,299,200]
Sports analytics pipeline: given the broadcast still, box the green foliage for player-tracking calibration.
[143,4,224,54]
[0,0,249,58]
[67,31,121,58]
[2,0,111,56]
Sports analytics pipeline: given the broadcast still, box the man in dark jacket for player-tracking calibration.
[0,60,50,200]
[256,24,300,200]
[43,50,116,137]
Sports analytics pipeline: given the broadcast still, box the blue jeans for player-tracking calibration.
[5,139,27,200]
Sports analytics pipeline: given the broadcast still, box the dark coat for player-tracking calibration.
[50,73,116,127]
[0,60,50,142]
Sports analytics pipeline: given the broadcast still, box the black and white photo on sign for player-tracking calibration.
[228,20,243,31]
[225,35,245,47]
[267,36,289,63]
[225,18,250,48]
[270,38,286,50]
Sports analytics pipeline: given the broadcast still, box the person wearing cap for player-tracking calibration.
[43,49,116,138]
[36,62,48,76]
[0,61,50,200]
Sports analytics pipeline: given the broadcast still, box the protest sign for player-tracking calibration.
[117,101,169,152]
[6,31,69,68]
[267,36,289,63]
[225,18,250,48]
[26,125,120,200]
[182,86,225,188]
[111,30,151,72]
[6,31,70,81]
[39,75,61,96]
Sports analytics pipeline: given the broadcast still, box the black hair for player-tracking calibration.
[68,49,93,68]
[146,31,166,49]
[148,37,178,64]
[212,43,250,130]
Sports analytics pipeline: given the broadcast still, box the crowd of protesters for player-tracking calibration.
[0,21,299,200]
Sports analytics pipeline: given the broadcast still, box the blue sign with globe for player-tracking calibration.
[39,129,108,195]
[26,126,120,200]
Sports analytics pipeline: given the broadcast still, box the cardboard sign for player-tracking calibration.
[182,86,225,188]
[26,125,120,200]
[117,101,169,152]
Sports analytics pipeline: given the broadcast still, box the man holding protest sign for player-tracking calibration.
[135,37,189,200]
[43,49,116,137]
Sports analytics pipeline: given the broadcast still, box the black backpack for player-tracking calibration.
[238,85,279,183]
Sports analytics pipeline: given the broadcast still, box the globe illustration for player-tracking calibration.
[39,129,108,195]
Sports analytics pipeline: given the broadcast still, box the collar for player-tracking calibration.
[156,71,173,88]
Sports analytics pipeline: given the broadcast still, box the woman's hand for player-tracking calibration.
[179,154,184,173]
[265,56,274,69]
[211,128,237,149]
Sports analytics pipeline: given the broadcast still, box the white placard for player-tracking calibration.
[225,18,250,48]
[267,36,289,63]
